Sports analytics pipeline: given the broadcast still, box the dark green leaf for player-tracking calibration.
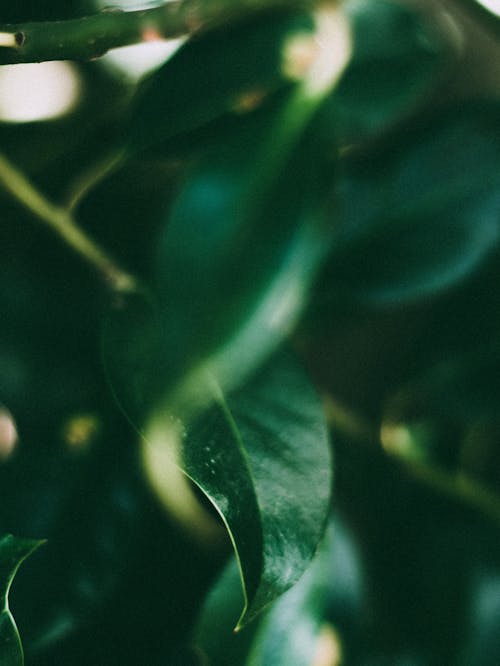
[0,535,43,666]
[321,105,500,306]
[333,0,452,143]
[194,527,335,666]
[153,94,337,405]
[125,9,315,155]
[246,523,335,666]
[143,353,332,625]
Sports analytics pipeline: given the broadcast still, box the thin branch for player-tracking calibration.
[403,458,500,528]
[0,152,138,294]
[0,0,313,65]
[65,148,125,213]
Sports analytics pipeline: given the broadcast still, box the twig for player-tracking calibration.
[0,0,313,65]
[65,148,125,213]
[403,458,500,527]
[0,151,138,294]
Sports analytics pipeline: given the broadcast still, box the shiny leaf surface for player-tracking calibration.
[144,353,332,625]
[246,524,335,666]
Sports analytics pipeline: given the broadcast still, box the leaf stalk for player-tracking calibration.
[0,152,138,294]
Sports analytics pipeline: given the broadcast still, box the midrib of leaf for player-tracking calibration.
[208,377,262,628]
[0,536,45,666]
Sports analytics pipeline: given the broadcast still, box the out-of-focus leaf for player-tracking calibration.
[459,569,500,666]
[385,347,500,430]
[0,535,43,666]
[333,0,452,143]
[320,105,500,306]
[125,9,316,155]
[143,353,332,626]
[105,6,351,418]
[154,99,335,404]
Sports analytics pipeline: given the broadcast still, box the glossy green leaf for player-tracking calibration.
[195,519,362,665]
[0,535,43,666]
[143,352,332,626]
[333,0,452,143]
[246,523,335,666]
[321,105,500,306]
[125,9,315,155]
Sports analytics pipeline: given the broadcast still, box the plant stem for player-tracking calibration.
[65,148,125,213]
[0,0,313,65]
[402,458,500,528]
[0,152,138,294]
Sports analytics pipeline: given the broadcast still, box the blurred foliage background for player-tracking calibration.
[0,0,499,664]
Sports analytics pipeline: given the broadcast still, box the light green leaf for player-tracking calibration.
[0,535,44,666]
[143,353,332,626]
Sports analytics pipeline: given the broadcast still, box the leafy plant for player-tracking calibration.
[0,0,499,664]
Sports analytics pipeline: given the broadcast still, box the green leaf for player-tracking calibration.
[333,0,452,143]
[321,105,500,306]
[154,102,334,404]
[125,9,316,155]
[0,535,44,666]
[195,520,359,665]
[104,7,350,419]
[246,523,335,666]
[104,10,341,628]
[143,353,332,626]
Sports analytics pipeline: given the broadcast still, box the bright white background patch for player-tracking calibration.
[475,0,500,16]
[94,0,184,81]
[102,39,184,82]
[0,61,81,123]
